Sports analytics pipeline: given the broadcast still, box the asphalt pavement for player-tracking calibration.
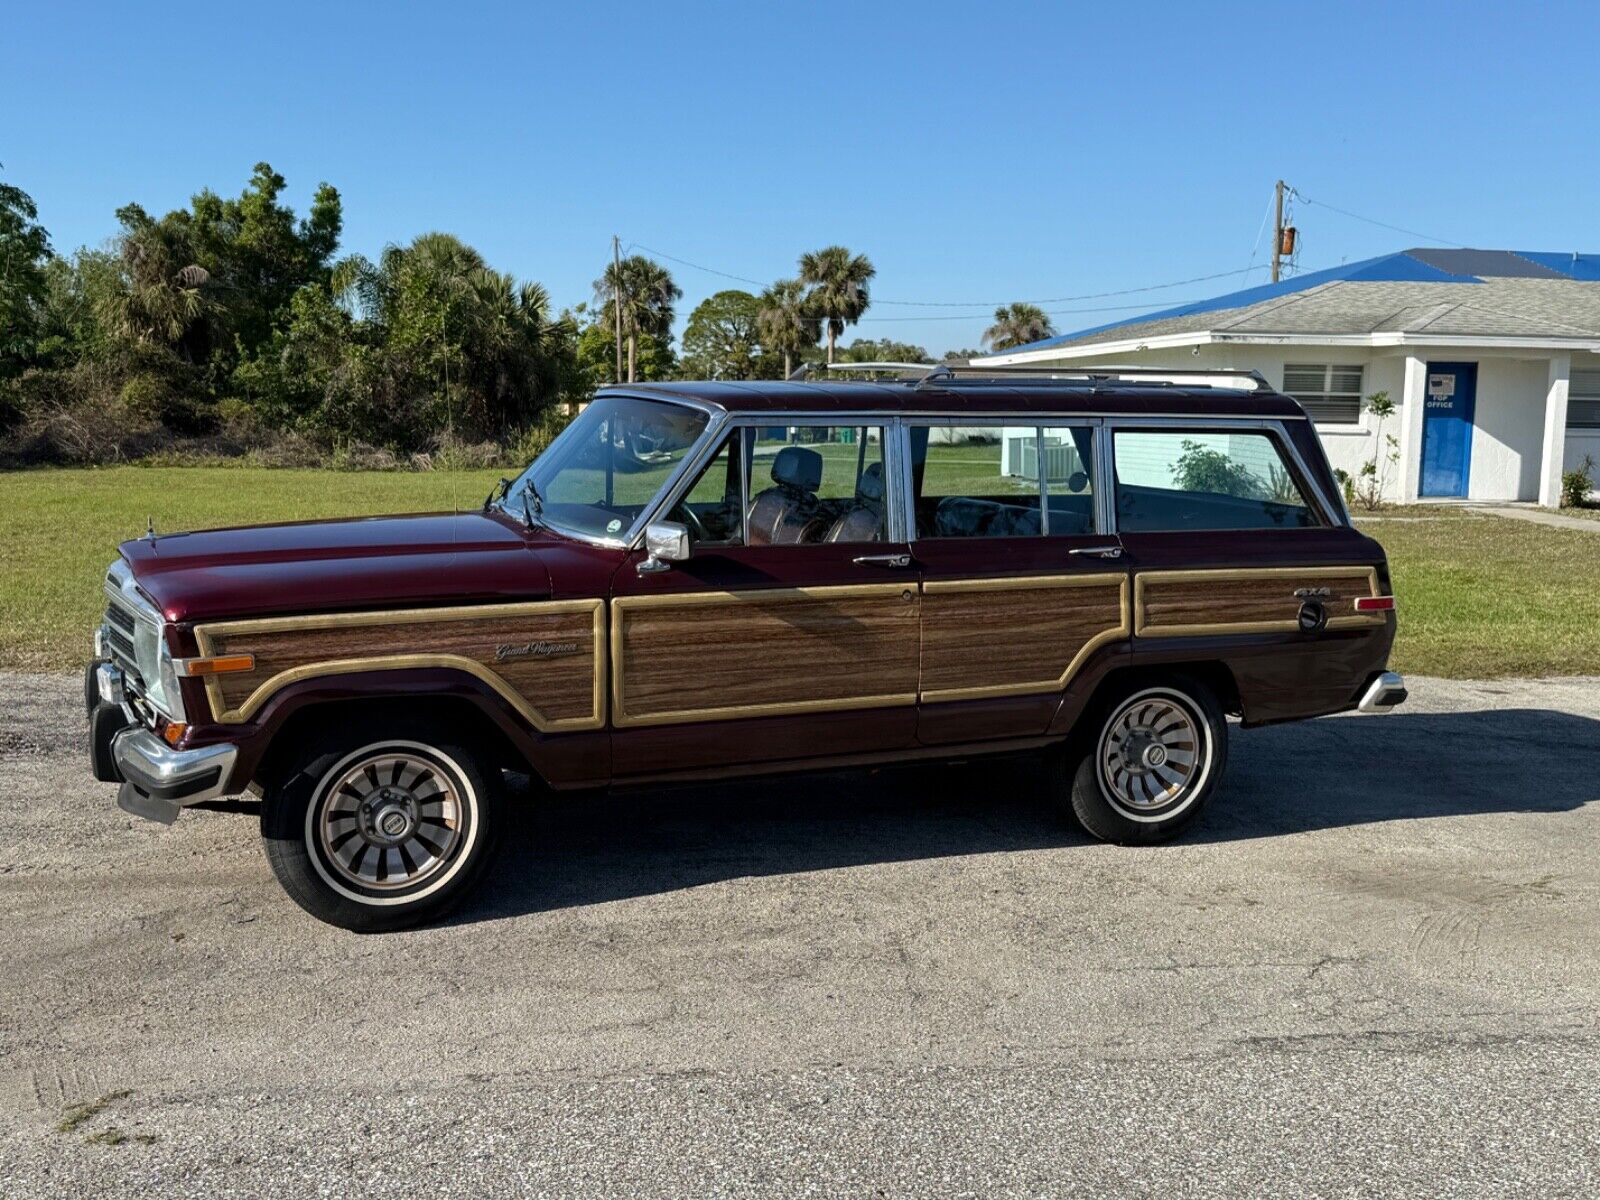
[2,671,1597,1197]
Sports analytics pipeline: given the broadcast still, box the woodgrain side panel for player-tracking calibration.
[612,584,919,727]
[194,600,605,730]
[920,575,1130,703]
[1134,566,1383,637]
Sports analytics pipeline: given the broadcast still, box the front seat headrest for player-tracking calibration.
[771,446,823,492]
[856,461,885,503]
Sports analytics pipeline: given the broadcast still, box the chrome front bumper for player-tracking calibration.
[1358,671,1408,714]
[112,727,238,824]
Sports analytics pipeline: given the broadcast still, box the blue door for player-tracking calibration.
[1420,362,1477,497]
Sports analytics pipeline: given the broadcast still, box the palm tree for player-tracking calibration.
[334,233,565,437]
[798,246,874,363]
[594,255,681,382]
[98,204,212,359]
[756,279,819,377]
[982,303,1056,351]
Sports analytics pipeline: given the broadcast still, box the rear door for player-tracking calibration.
[1109,423,1392,720]
[609,419,920,777]
[907,419,1130,745]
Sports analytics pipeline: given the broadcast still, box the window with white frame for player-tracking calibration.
[1569,369,1600,430]
[1283,364,1364,425]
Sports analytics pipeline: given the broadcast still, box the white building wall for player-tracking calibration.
[1040,344,1408,500]
[1467,358,1548,501]
[1012,342,1581,503]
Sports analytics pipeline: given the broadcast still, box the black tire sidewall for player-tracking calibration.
[1067,676,1228,844]
[261,723,502,932]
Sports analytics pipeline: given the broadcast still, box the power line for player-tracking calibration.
[626,242,769,288]
[857,298,1211,324]
[1291,191,1467,248]
[627,239,1268,309]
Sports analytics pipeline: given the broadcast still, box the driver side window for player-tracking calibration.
[671,433,746,546]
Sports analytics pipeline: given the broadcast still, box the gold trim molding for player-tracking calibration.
[610,583,916,728]
[919,573,1130,703]
[193,599,607,731]
[1133,565,1385,638]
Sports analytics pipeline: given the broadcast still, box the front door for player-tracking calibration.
[906,421,1129,745]
[609,421,920,777]
[1420,362,1477,498]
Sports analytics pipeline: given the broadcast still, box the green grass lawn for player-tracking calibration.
[2,467,1596,679]
[1354,512,1600,679]
[0,467,502,672]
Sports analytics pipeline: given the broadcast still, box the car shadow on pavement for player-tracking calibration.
[451,707,1600,924]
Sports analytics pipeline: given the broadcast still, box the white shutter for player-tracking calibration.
[1282,364,1327,393]
[1570,370,1600,429]
[1283,364,1363,425]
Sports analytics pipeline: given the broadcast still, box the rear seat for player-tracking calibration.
[932,496,1043,538]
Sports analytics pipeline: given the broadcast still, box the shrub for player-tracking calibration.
[1562,455,1596,508]
[1172,439,1263,497]
[505,409,573,467]
[1332,467,1356,505]
[430,433,505,472]
[1352,391,1399,511]
[327,441,403,472]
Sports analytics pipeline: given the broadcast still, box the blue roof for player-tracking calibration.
[1009,249,1600,353]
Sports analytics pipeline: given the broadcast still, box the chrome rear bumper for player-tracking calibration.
[112,727,238,824]
[1358,671,1408,714]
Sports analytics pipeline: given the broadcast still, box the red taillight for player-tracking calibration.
[1354,596,1396,613]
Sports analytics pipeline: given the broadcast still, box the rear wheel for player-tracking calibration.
[261,721,503,932]
[1063,678,1227,844]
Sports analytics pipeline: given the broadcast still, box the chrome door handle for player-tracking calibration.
[853,553,913,568]
[1068,544,1124,559]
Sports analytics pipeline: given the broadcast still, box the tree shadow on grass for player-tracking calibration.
[450,706,1600,925]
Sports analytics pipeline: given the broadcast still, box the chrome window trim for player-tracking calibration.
[1039,420,1107,539]
[901,416,1107,542]
[1102,418,1344,531]
[504,393,726,551]
[1036,427,1050,538]
[635,408,1339,547]
[892,418,915,544]
[636,413,903,550]
[625,408,733,549]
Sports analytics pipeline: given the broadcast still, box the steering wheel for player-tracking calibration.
[671,502,712,543]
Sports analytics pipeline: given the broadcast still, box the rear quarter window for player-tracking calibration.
[1114,429,1319,532]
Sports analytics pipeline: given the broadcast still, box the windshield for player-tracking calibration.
[505,395,711,541]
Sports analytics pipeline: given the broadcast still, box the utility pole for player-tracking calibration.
[612,235,625,384]
[1271,179,1286,284]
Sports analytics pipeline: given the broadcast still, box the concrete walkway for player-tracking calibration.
[1470,505,1600,533]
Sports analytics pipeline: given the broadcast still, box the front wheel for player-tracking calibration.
[1063,678,1228,844]
[261,722,503,932]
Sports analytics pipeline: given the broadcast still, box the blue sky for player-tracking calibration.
[5,1,1599,353]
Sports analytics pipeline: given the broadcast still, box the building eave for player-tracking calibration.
[973,330,1600,365]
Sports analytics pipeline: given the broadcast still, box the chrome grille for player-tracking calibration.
[102,564,153,689]
[102,597,143,684]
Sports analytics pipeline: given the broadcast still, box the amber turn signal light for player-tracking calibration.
[1353,596,1396,613]
[174,654,256,677]
[161,721,187,746]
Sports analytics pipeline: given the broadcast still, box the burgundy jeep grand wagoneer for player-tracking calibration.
[87,366,1405,930]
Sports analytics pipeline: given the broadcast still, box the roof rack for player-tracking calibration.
[913,364,1272,392]
[784,361,1272,391]
[786,361,934,380]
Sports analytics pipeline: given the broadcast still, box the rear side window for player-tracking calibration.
[1113,430,1318,531]
[911,424,1044,539]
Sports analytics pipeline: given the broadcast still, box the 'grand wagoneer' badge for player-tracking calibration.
[495,641,581,663]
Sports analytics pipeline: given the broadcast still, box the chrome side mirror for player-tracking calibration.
[637,520,690,574]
